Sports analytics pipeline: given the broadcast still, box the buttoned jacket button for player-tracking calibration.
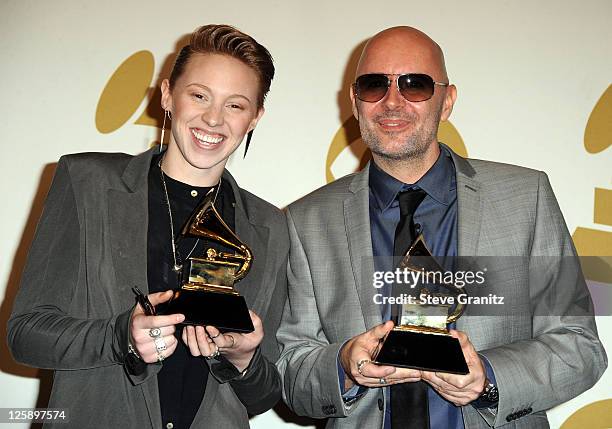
[378,398,384,411]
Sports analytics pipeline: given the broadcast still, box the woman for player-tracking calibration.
[8,25,288,429]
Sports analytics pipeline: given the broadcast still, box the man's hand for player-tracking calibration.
[421,330,486,406]
[340,321,421,390]
[130,290,185,363]
[182,310,263,372]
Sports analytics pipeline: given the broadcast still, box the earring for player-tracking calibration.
[243,130,254,158]
[160,110,171,153]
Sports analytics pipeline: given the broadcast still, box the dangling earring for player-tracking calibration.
[243,130,254,158]
[160,110,171,153]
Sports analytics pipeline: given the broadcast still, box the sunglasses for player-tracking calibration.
[354,73,449,103]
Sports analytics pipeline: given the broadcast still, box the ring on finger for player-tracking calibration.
[205,344,220,360]
[157,351,165,362]
[154,337,167,352]
[356,359,371,375]
[149,327,162,338]
[379,377,387,385]
[209,332,220,339]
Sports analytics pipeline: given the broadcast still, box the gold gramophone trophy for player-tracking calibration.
[373,235,469,374]
[162,190,255,332]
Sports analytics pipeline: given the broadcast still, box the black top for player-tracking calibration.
[147,153,235,429]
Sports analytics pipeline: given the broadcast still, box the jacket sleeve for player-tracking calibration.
[275,207,351,419]
[476,172,608,427]
[7,157,143,378]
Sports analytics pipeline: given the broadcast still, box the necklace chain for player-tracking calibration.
[158,156,221,273]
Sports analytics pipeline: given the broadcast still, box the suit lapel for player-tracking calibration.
[345,168,381,329]
[447,147,483,327]
[108,147,162,424]
[223,171,270,315]
[449,148,483,259]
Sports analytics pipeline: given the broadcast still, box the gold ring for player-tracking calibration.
[356,359,371,375]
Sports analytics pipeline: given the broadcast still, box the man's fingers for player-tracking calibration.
[132,325,176,343]
[369,321,394,340]
[133,313,184,329]
[360,362,396,379]
[392,367,422,380]
[184,325,202,357]
[139,334,178,363]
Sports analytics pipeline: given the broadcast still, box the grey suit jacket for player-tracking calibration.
[8,147,289,428]
[277,147,607,428]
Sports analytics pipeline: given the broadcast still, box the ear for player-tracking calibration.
[349,84,360,120]
[440,84,457,122]
[247,106,265,133]
[160,79,172,111]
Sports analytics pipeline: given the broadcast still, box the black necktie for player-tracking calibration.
[391,188,429,429]
[393,189,427,258]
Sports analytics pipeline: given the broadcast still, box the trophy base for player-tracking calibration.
[374,329,468,374]
[160,289,255,333]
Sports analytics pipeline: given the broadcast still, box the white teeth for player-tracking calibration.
[192,129,223,144]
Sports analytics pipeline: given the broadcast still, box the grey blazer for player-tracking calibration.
[8,147,289,428]
[277,147,607,429]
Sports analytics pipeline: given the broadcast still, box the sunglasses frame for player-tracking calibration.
[354,73,449,103]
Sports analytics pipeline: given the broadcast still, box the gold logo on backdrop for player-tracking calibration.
[326,116,467,183]
[95,50,163,134]
[560,399,612,429]
[572,84,612,283]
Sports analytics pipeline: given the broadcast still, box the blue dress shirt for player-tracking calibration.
[369,145,462,429]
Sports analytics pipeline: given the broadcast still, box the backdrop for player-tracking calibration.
[1,1,610,428]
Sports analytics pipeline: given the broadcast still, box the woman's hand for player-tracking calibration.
[182,310,263,372]
[130,290,185,363]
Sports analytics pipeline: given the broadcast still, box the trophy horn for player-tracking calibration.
[181,190,253,281]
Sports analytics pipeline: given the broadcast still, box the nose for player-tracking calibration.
[381,77,405,110]
[202,103,224,127]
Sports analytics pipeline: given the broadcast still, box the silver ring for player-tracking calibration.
[149,328,162,338]
[379,377,387,385]
[209,332,220,339]
[205,344,220,360]
[356,359,371,375]
[157,351,165,362]
[154,337,167,352]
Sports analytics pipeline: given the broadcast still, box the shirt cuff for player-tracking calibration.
[471,354,498,410]
[337,349,367,404]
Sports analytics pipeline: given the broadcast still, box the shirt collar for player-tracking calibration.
[369,144,456,211]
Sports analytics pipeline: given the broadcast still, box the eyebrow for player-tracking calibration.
[186,83,253,103]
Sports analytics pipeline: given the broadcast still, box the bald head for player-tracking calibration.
[356,26,448,82]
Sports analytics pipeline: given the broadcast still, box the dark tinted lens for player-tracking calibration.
[398,74,435,102]
[355,74,390,102]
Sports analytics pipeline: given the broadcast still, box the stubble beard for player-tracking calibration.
[359,106,443,162]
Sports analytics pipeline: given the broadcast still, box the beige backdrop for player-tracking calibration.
[1,1,610,428]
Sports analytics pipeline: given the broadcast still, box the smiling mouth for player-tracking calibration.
[377,119,410,131]
[191,128,225,145]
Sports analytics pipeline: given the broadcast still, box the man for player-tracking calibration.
[276,26,607,429]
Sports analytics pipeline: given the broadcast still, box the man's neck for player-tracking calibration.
[372,143,440,184]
